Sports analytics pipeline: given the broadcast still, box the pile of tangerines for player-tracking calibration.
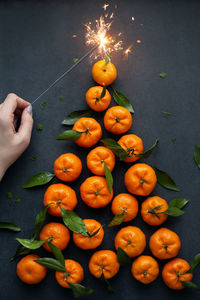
[16,59,196,295]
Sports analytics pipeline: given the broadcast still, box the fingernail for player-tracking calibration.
[26,105,32,114]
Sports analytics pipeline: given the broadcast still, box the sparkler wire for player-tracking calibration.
[31,44,98,105]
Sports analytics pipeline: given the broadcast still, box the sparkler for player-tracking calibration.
[31,16,122,105]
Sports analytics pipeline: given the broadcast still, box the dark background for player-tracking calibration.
[0,0,200,299]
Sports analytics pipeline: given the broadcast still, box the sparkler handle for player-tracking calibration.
[31,44,99,105]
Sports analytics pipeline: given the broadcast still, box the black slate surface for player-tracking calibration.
[0,0,200,299]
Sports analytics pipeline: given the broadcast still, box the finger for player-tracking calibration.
[13,115,18,130]
[17,106,33,145]
[1,93,30,115]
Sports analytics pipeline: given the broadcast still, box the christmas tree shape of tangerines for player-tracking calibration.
[15,58,199,295]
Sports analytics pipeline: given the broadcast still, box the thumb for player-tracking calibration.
[17,105,33,144]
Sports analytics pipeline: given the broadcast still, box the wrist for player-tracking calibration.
[0,163,7,181]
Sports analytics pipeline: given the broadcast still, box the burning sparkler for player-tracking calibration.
[85,16,123,59]
[31,15,123,105]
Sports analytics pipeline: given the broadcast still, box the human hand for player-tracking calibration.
[0,93,33,181]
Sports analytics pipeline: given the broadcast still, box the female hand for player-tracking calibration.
[0,93,33,181]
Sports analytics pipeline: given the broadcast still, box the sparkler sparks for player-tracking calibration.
[124,46,132,57]
[85,16,123,58]
[102,4,109,11]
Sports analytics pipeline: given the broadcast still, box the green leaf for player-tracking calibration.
[194,145,200,169]
[16,238,46,250]
[68,283,94,298]
[40,101,47,109]
[188,253,200,273]
[152,166,179,191]
[48,241,65,267]
[61,208,88,236]
[101,138,128,160]
[104,164,113,193]
[36,124,44,131]
[160,72,166,79]
[56,130,82,141]
[7,192,13,199]
[164,207,184,217]
[11,245,30,261]
[168,198,189,209]
[59,96,64,101]
[163,111,171,117]
[181,281,199,290]
[100,86,106,99]
[87,226,102,238]
[31,156,37,161]
[23,172,55,188]
[117,247,132,266]
[73,58,78,64]
[171,138,176,143]
[62,110,92,125]
[112,88,134,113]
[100,272,114,292]
[15,199,21,204]
[35,258,66,272]
[32,206,48,239]
[105,52,112,65]
[108,212,125,227]
[135,139,158,159]
[0,222,21,232]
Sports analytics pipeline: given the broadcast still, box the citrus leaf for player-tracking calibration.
[16,238,46,250]
[40,101,47,109]
[11,245,30,261]
[7,192,13,199]
[172,137,176,143]
[188,253,200,274]
[105,52,112,65]
[36,124,44,131]
[32,206,48,239]
[0,222,21,232]
[56,130,82,141]
[164,207,184,217]
[23,172,55,188]
[194,145,200,169]
[152,166,179,191]
[100,272,114,292]
[163,111,171,117]
[100,86,106,99]
[112,88,134,113]
[168,198,189,209]
[61,208,88,236]
[135,139,158,158]
[48,241,65,267]
[101,138,128,160]
[160,72,166,79]
[181,281,199,290]
[104,163,113,194]
[108,212,125,227]
[62,110,92,125]
[117,247,131,266]
[68,283,94,298]
[35,258,66,272]
[87,226,102,238]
